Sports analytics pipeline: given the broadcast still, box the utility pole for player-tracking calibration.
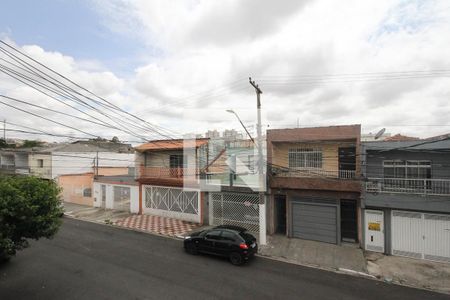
[95,151,99,177]
[3,119,5,141]
[249,77,266,245]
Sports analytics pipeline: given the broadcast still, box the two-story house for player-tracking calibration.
[362,135,450,262]
[204,139,261,235]
[134,138,209,224]
[267,125,361,245]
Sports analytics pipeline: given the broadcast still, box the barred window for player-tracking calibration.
[383,160,431,179]
[288,148,322,169]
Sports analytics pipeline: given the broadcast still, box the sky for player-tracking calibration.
[1,0,450,143]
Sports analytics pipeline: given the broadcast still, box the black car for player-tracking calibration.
[184,225,258,265]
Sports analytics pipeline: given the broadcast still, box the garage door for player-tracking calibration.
[292,202,337,244]
[392,210,450,263]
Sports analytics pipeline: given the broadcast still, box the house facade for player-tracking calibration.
[267,125,362,245]
[362,136,450,262]
[204,139,261,235]
[93,174,139,213]
[135,138,210,223]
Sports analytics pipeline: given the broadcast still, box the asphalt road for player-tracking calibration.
[0,218,447,300]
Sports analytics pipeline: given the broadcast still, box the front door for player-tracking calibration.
[365,210,384,253]
[338,147,356,178]
[275,195,286,234]
[340,200,357,242]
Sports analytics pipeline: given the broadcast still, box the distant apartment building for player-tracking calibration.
[205,130,220,139]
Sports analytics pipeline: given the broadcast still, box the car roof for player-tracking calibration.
[214,225,247,232]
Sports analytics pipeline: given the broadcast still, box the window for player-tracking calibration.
[205,230,222,240]
[83,188,92,197]
[37,159,44,168]
[288,148,322,169]
[221,230,237,242]
[383,160,431,179]
[169,154,185,168]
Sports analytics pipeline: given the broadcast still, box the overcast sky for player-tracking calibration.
[1,0,450,143]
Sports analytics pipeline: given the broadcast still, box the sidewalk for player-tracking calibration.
[63,202,203,238]
[365,252,450,294]
[258,235,367,273]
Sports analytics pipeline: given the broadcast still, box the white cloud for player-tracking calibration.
[2,0,450,142]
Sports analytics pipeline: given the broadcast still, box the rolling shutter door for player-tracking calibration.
[292,201,337,244]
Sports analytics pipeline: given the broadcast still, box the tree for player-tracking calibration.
[0,138,8,148]
[19,140,43,148]
[0,176,63,261]
[111,136,120,143]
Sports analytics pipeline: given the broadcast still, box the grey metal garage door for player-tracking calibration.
[292,202,337,244]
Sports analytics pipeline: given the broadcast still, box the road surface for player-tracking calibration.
[0,218,447,299]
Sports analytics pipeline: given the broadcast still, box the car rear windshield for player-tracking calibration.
[239,232,255,243]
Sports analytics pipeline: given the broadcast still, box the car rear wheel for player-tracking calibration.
[229,252,243,266]
[185,242,198,255]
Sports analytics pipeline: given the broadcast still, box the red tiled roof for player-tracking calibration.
[384,134,420,141]
[135,138,209,151]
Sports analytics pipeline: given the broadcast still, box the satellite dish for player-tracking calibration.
[374,128,386,140]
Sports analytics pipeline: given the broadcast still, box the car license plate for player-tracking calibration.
[251,242,256,248]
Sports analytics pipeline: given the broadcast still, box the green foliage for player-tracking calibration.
[19,140,44,148]
[0,139,9,149]
[0,176,63,260]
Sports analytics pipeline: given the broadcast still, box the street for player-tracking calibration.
[0,218,447,300]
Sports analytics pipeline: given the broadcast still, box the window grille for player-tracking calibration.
[383,160,431,179]
[288,148,322,169]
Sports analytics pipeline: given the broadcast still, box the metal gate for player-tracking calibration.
[113,186,130,212]
[143,185,200,223]
[210,192,259,234]
[292,202,337,244]
[392,210,450,263]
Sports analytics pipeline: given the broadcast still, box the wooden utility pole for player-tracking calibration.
[3,119,5,141]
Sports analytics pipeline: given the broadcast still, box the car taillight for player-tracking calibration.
[239,243,249,249]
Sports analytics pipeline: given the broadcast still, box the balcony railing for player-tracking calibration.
[139,166,198,179]
[275,168,356,179]
[366,178,450,196]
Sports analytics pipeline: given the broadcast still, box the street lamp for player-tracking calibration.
[226,109,255,144]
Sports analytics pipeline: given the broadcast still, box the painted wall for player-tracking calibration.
[29,153,52,179]
[93,181,138,213]
[51,152,134,179]
[363,149,450,213]
[58,173,94,206]
[271,141,356,173]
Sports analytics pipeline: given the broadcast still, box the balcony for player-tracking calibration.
[139,166,198,179]
[274,168,356,179]
[366,178,450,196]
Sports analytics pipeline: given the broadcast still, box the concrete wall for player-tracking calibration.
[29,153,52,179]
[93,181,138,213]
[271,141,355,172]
[363,149,450,213]
[58,173,94,206]
[51,152,134,179]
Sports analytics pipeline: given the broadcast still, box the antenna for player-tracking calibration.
[374,128,386,140]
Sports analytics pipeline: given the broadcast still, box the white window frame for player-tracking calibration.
[288,148,323,169]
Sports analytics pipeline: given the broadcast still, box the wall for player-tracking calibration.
[51,152,134,179]
[29,153,52,179]
[271,141,356,172]
[58,173,94,206]
[363,149,450,213]
[93,181,139,213]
